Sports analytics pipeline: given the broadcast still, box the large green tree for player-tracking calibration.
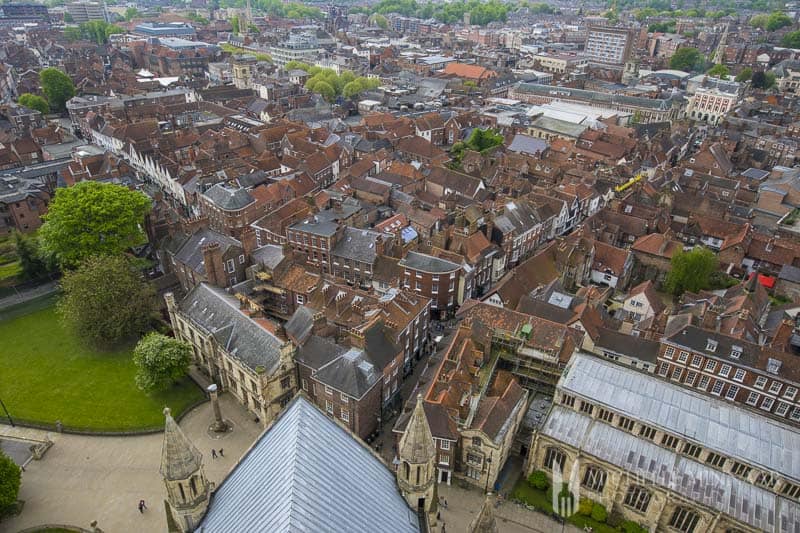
[735,67,753,82]
[664,246,718,296]
[17,93,49,114]
[0,450,21,511]
[14,232,51,280]
[781,30,800,49]
[707,64,730,78]
[752,70,777,89]
[39,181,151,269]
[58,255,156,347]
[669,47,705,72]
[39,68,75,112]
[133,333,192,391]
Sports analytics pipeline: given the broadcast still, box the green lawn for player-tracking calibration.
[0,260,20,281]
[511,479,622,533]
[0,297,204,431]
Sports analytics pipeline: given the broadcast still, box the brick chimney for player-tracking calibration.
[240,228,257,258]
[202,241,226,287]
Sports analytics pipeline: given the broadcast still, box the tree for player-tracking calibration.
[123,6,140,20]
[0,450,21,511]
[527,470,549,490]
[591,503,609,523]
[230,14,240,34]
[15,232,51,280]
[752,70,777,89]
[766,11,792,31]
[781,30,800,49]
[133,333,192,391]
[63,11,73,22]
[372,13,389,28]
[58,255,156,347]
[749,13,769,28]
[735,67,753,82]
[706,63,729,78]
[669,47,705,72]
[63,25,81,41]
[664,247,718,296]
[39,68,75,112]
[39,181,151,269]
[311,80,335,102]
[18,93,49,114]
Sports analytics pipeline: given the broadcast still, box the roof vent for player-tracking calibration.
[705,339,718,352]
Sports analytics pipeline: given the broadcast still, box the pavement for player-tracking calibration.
[0,281,59,311]
[0,394,262,533]
[438,483,583,533]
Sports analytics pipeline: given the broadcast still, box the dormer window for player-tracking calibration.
[706,339,718,352]
[767,358,782,375]
[730,346,742,359]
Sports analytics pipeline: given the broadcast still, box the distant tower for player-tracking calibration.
[622,59,640,85]
[161,407,211,533]
[396,395,437,515]
[244,0,252,34]
[469,494,499,533]
[713,22,729,66]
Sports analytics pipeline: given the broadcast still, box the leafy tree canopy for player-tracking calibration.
[133,333,192,391]
[664,246,719,296]
[707,63,730,78]
[752,70,777,89]
[781,30,800,49]
[0,451,21,510]
[39,181,151,269]
[18,93,49,114]
[15,232,53,280]
[63,20,123,44]
[39,68,75,112]
[669,47,705,72]
[735,67,753,82]
[58,255,156,347]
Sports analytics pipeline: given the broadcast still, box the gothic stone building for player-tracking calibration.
[529,353,800,533]
[166,284,296,424]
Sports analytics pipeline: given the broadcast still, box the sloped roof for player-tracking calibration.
[173,228,241,276]
[198,395,420,532]
[179,283,286,373]
[160,407,202,481]
[203,183,256,211]
[399,394,436,465]
[314,348,381,400]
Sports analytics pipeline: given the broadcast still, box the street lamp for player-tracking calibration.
[0,397,14,427]
[484,457,493,494]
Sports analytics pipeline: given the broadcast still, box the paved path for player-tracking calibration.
[438,483,582,533]
[0,394,261,533]
[0,281,58,311]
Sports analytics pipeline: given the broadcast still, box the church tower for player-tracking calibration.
[397,395,437,515]
[469,494,499,533]
[161,407,210,532]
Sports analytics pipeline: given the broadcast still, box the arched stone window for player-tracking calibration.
[623,484,651,513]
[581,464,607,493]
[669,506,700,533]
[543,447,566,471]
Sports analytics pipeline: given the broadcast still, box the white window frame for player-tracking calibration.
[784,386,798,400]
[761,397,774,411]
[711,380,724,396]
[776,402,791,417]
[719,364,731,378]
[340,409,349,423]
[340,392,349,403]
[755,376,768,390]
[441,440,451,451]
[325,400,334,414]
[704,360,716,372]
[698,375,710,390]
[769,381,783,395]
[677,351,689,363]
[725,384,739,400]
[664,346,675,359]
[733,369,746,382]
[690,354,702,368]
[324,386,333,396]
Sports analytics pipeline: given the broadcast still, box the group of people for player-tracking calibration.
[211,448,224,459]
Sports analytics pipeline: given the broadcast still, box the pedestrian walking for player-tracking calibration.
[219,448,224,457]
[211,449,217,459]
[138,500,146,513]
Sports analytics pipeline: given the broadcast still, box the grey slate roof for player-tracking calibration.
[197,395,420,533]
[179,283,286,373]
[314,348,381,399]
[289,216,340,237]
[542,406,799,532]
[515,82,674,111]
[251,244,285,271]
[363,323,402,371]
[399,251,460,274]
[202,183,255,211]
[595,327,660,363]
[561,353,800,484]
[295,334,347,370]
[332,226,387,264]
[172,228,241,277]
[160,407,203,481]
[285,306,316,346]
[507,134,549,156]
[779,264,800,284]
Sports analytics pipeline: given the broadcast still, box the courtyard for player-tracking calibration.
[0,295,203,431]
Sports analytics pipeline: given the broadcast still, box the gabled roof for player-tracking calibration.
[172,228,241,276]
[198,395,420,532]
[178,283,286,373]
[314,348,381,400]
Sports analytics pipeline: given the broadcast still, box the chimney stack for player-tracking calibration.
[202,241,226,287]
